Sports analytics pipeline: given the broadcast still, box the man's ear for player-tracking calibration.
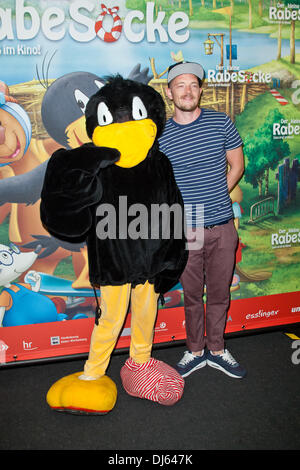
[165,86,173,101]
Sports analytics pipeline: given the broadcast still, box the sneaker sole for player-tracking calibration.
[179,360,207,378]
[207,359,245,379]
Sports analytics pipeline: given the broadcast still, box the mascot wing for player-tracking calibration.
[40,145,120,244]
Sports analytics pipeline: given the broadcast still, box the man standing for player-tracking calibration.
[159,61,246,379]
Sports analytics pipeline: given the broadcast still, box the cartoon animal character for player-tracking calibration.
[40,75,187,414]
[0,66,152,290]
[0,81,65,281]
[41,66,151,152]
[41,71,105,150]
[0,81,31,224]
[0,243,63,327]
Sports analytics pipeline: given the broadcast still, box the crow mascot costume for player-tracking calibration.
[40,75,188,414]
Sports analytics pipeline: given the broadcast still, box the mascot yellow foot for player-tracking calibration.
[120,358,184,406]
[46,372,117,415]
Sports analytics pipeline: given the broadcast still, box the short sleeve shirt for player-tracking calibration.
[158,108,243,226]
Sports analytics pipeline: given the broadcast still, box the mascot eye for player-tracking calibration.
[97,102,113,126]
[94,80,105,89]
[74,89,89,114]
[132,96,148,120]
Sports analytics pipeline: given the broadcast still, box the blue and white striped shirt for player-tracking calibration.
[159,108,243,226]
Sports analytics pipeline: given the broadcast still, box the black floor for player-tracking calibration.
[0,328,299,452]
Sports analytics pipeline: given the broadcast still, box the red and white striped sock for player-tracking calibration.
[120,357,184,406]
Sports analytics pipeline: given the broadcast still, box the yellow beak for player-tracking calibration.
[92,119,157,168]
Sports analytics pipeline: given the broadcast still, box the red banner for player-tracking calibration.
[1,290,299,365]
[0,0,299,367]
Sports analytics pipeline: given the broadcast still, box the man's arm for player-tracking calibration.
[226,146,244,193]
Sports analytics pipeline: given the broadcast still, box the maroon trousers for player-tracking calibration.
[180,219,238,352]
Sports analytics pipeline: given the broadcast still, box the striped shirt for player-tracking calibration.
[159,108,243,226]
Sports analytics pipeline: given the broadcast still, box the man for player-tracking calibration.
[159,61,246,379]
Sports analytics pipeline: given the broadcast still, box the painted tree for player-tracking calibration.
[290,18,295,64]
[243,134,267,196]
[277,21,282,59]
[279,0,297,63]
[248,0,253,29]
[244,109,290,196]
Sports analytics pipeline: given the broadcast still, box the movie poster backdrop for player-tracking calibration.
[0,0,299,365]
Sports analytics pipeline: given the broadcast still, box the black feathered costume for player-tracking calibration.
[41,76,187,414]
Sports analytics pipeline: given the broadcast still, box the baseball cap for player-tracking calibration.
[167,61,205,84]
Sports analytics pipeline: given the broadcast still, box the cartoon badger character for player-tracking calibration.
[40,75,188,414]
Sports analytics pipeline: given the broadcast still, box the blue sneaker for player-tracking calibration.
[207,349,246,378]
[175,350,207,377]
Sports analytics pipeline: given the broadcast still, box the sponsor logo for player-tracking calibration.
[155,321,167,332]
[50,335,88,345]
[22,339,38,351]
[0,0,189,44]
[273,119,300,139]
[246,309,279,321]
[271,228,300,248]
[50,336,60,346]
[291,306,300,313]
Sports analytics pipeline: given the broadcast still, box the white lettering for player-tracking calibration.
[16,0,40,40]
[207,69,271,84]
[0,7,14,40]
[246,309,279,320]
[69,0,95,42]
[269,6,300,20]
[0,0,188,44]
[272,231,300,245]
[168,11,189,43]
[41,7,65,41]
[273,122,300,136]
[123,10,144,42]
[146,2,168,42]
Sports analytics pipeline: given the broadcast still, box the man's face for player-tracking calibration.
[166,73,202,112]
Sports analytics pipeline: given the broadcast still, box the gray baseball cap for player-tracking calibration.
[167,61,205,84]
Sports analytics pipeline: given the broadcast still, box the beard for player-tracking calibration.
[173,94,200,112]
